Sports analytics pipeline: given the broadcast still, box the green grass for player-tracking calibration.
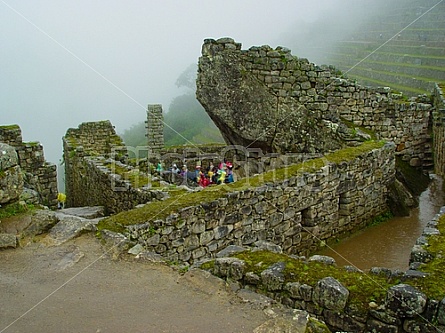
[0,202,35,219]
[103,162,159,189]
[98,141,385,232]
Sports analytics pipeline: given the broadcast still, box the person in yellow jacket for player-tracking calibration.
[57,192,66,209]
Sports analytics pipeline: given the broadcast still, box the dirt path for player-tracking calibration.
[0,233,269,333]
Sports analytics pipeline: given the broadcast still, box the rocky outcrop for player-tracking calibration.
[196,37,434,169]
[0,142,24,204]
[196,38,348,154]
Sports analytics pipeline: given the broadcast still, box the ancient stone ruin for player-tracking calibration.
[196,37,434,169]
[0,124,57,208]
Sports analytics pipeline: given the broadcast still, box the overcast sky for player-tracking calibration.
[1,0,376,164]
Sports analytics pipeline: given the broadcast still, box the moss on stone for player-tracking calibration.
[0,124,20,131]
[233,250,393,312]
[0,202,35,219]
[305,316,331,333]
[98,141,386,231]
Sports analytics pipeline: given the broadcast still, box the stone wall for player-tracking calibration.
[146,104,164,159]
[433,84,445,176]
[197,38,433,168]
[126,142,395,263]
[207,206,445,333]
[0,125,57,208]
[63,120,167,213]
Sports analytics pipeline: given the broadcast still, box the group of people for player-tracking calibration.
[157,159,234,187]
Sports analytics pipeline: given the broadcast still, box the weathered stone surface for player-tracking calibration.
[22,210,58,237]
[252,308,316,333]
[0,233,17,249]
[403,319,439,333]
[308,254,336,265]
[284,281,301,299]
[236,288,275,310]
[57,206,104,219]
[323,309,365,332]
[53,245,84,271]
[0,165,23,204]
[45,215,102,246]
[135,250,164,263]
[128,243,144,255]
[216,245,247,258]
[100,229,132,259]
[385,284,427,317]
[410,245,433,264]
[365,318,398,333]
[402,269,429,281]
[261,262,286,291]
[313,276,349,311]
[19,188,40,205]
[214,257,245,281]
[252,240,282,253]
[0,143,19,170]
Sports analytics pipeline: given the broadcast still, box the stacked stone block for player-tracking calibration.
[126,143,395,264]
[63,120,168,213]
[200,38,433,168]
[0,125,57,208]
[146,104,164,159]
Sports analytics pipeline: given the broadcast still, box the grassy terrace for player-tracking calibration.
[98,140,385,233]
[340,75,428,95]
[331,57,445,72]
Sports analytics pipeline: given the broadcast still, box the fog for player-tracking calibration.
[1,0,388,165]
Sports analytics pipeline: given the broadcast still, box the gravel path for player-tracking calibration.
[0,233,269,333]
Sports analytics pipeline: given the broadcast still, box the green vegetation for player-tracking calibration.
[0,201,35,219]
[0,124,20,130]
[98,140,385,232]
[103,162,159,189]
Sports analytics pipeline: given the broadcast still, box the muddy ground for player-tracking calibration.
[0,233,271,333]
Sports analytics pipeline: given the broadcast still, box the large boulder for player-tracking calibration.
[196,38,353,154]
[0,143,23,204]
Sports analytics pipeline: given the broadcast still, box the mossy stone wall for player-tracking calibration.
[63,120,167,213]
[126,143,395,264]
[0,125,57,208]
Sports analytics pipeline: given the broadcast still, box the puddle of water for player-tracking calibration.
[318,175,444,271]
